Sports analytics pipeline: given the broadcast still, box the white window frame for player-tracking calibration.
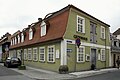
[77,15,85,33]
[17,35,20,44]
[47,45,55,62]
[14,37,17,45]
[101,49,105,61]
[21,33,24,42]
[33,48,38,61]
[11,39,13,45]
[29,28,33,40]
[24,49,27,60]
[12,39,14,45]
[77,46,85,63]
[28,48,32,60]
[101,26,105,39]
[40,21,46,37]
[39,47,45,62]
[17,50,21,60]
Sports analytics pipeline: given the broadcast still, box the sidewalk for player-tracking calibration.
[0,63,119,79]
[70,68,118,78]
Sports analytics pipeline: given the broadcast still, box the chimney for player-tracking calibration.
[38,18,42,22]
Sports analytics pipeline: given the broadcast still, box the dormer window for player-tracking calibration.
[14,37,17,45]
[11,39,13,45]
[21,33,24,42]
[40,21,46,36]
[17,35,20,43]
[29,28,33,40]
[13,38,14,45]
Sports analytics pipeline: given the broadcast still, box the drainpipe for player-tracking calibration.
[105,27,107,68]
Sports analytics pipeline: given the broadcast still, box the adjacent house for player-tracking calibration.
[0,33,11,62]
[9,5,111,72]
[111,28,120,67]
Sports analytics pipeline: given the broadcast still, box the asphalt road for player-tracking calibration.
[74,70,120,80]
[0,65,35,80]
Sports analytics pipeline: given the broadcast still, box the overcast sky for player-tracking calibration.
[0,0,120,37]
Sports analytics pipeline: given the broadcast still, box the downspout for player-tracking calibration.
[105,27,107,68]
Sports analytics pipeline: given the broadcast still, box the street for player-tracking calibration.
[74,69,120,80]
[0,65,35,80]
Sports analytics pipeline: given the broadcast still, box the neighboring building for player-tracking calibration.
[9,5,111,72]
[111,29,120,67]
[0,33,11,61]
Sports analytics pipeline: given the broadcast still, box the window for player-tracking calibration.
[39,47,45,62]
[33,48,38,61]
[28,48,32,60]
[29,28,33,40]
[14,37,17,45]
[17,50,21,60]
[21,33,24,42]
[17,35,20,43]
[90,22,97,43]
[101,26,105,39]
[24,49,27,60]
[12,39,14,45]
[41,21,46,36]
[11,39,13,45]
[101,49,105,61]
[114,41,117,47]
[77,15,85,33]
[47,45,55,62]
[77,46,85,62]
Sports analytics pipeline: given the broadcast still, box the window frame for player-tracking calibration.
[33,48,38,61]
[101,26,105,39]
[24,49,27,60]
[77,15,85,33]
[77,46,85,63]
[47,45,55,63]
[39,47,45,62]
[40,21,46,37]
[17,35,20,44]
[101,49,105,61]
[21,33,24,42]
[29,28,33,40]
[28,48,32,60]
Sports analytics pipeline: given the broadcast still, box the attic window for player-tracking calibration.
[29,28,33,40]
[40,21,46,37]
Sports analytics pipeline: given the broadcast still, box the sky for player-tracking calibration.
[0,0,120,37]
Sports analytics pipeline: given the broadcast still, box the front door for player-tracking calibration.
[91,49,97,69]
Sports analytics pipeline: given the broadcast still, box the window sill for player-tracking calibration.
[33,60,38,62]
[77,61,85,63]
[47,61,55,64]
[100,38,106,40]
[76,31,85,35]
[39,61,45,63]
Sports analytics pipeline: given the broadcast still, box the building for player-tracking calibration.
[0,33,11,62]
[111,29,120,67]
[9,5,111,72]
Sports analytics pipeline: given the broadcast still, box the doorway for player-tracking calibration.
[91,49,97,70]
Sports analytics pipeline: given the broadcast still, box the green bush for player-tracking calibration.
[18,65,26,70]
[59,65,69,74]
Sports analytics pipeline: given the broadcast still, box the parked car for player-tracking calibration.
[4,57,21,68]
